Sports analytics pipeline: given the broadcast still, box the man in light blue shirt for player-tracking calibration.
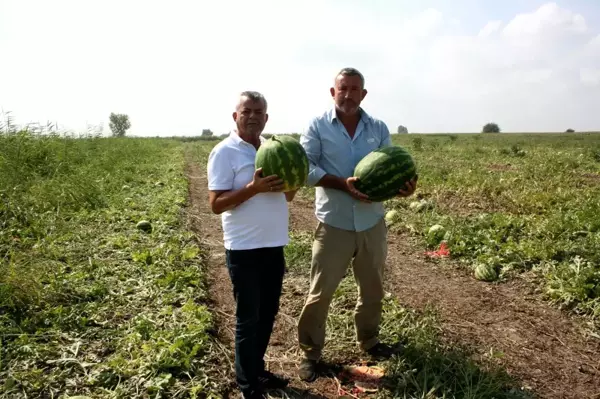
[297,67,418,382]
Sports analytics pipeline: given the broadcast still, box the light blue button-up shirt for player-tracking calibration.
[299,107,392,232]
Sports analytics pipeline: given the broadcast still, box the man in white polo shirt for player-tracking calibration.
[207,91,296,399]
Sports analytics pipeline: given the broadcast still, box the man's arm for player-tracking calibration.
[209,184,258,215]
[299,122,369,201]
[207,148,283,214]
[209,169,284,214]
[299,122,327,187]
[379,121,392,148]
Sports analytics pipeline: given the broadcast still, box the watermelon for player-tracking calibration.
[136,220,152,233]
[353,146,417,202]
[385,209,399,224]
[255,135,309,192]
[474,263,497,282]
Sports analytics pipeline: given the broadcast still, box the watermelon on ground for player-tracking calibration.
[474,263,498,281]
[353,146,417,202]
[255,135,309,192]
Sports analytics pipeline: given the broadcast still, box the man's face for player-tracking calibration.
[233,96,268,137]
[330,74,367,115]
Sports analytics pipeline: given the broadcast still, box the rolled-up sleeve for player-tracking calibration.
[300,121,327,187]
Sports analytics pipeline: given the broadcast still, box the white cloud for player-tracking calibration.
[502,2,588,45]
[580,68,600,86]
[411,2,599,131]
[479,20,502,37]
[404,8,444,37]
[0,1,598,134]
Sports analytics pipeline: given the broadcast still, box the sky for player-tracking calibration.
[1,0,599,135]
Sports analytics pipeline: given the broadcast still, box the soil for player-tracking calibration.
[184,157,600,399]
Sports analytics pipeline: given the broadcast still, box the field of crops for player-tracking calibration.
[387,133,600,322]
[0,133,218,397]
[1,131,599,398]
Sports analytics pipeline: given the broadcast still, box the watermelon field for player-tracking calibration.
[1,130,599,398]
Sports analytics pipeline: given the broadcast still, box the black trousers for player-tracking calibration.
[225,246,285,392]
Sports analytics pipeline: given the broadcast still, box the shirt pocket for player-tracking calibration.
[364,134,382,152]
[354,135,381,162]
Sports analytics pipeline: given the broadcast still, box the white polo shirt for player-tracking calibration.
[207,131,289,251]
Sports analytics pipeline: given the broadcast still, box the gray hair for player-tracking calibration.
[335,67,365,88]
[238,90,268,110]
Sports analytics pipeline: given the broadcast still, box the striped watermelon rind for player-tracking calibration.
[474,263,498,281]
[353,146,417,202]
[255,135,309,192]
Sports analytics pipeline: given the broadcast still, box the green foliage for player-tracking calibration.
[482,123,501,133]
[284,231,313,272]
[108,112,131,137]
[411,137,424,151]
[387,132,600,323]
[0,133,217,397]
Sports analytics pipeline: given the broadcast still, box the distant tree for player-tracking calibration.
[482,122,500,133]
[109,113,131,137]
[397,125,408,134]
[566,128,575,133]
[201,128,213,137]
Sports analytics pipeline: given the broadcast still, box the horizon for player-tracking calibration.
[1,0,599,136]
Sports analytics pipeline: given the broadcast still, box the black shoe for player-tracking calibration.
[298,358,318,382]
[366,342,395,359]
[241,388,266,399]
[258,369,289,390]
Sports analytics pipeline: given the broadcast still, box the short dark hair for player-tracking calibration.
[239,90,268,110]
[335,67,365,88]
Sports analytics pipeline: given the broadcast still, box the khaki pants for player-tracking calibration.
[297,218,388,361]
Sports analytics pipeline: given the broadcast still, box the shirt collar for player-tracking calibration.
[229,130,266,147]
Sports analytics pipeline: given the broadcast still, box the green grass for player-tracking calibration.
[384,133,600,325]
[0,132,218,398]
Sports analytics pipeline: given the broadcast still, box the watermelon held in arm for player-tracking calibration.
[255,135,310,192]
[353,146,417,202]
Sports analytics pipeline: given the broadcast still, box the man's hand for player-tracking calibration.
[209,168,285,214]
[397,175,418,198]
[250,168,285,193]
[345,177,371,203]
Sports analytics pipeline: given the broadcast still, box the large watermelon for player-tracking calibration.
[255,135,309,192]
[353,146,417,202]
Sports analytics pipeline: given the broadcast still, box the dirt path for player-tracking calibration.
[185,158,600,399]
